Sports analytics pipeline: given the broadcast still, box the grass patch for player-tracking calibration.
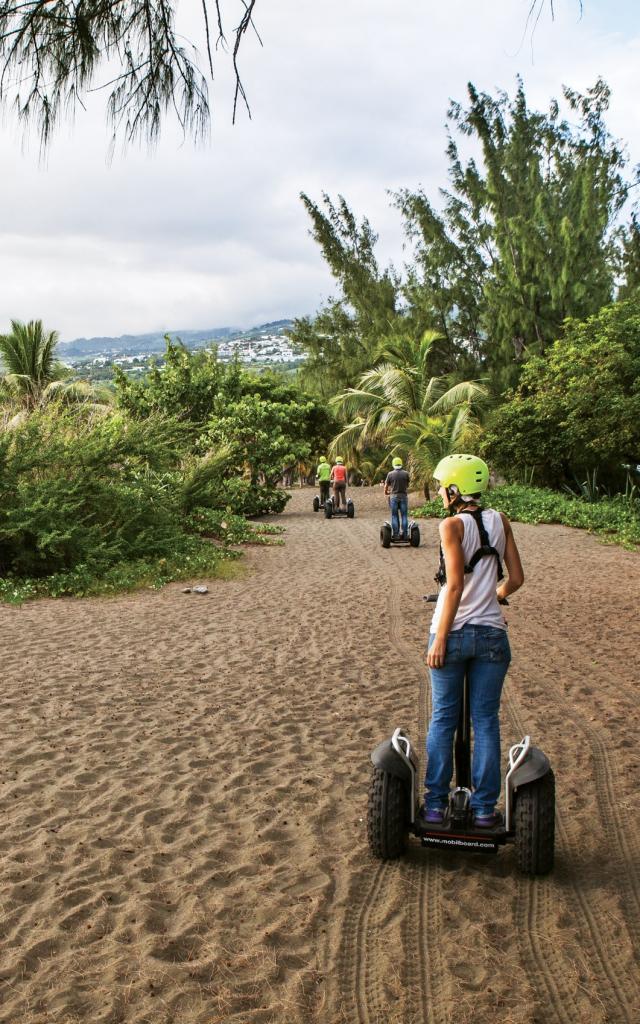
[0,537,243,605]
[411,484,640,549]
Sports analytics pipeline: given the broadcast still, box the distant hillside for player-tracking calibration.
[59,320,294,358]
[59,327,238,358]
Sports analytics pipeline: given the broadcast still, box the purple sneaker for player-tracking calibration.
[474,811,503,828]
[420,805,445,825]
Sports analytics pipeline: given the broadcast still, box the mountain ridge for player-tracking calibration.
[59,320,294,358]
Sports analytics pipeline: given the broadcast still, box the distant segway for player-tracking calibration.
[313,457,332,512]
[379,457,418,547]
[313,485,331,513]
[325,495,355,519]
[380,520,420,548]
[366,594,555,876]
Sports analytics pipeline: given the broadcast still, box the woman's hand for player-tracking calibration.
[427,634,447,669]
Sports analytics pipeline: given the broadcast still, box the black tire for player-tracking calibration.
[313,496,320,513]
[380,523,392,548]
[367,767,409,860]
[410,523,420,548]
[324,499,333,519]
[347,501,355,519]
[514,769,555,876]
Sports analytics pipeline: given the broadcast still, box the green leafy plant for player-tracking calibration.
[412,484,640,549]
[187,509,284,545]
[482,300,640,490]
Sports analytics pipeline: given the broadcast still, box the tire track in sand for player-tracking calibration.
[505,690,640,1023]
[501,698,584,1024]
[344,521,447,1024]
[330,523,399,1024]
[561,708,640,951]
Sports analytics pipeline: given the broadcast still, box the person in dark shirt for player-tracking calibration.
[384,457,410,539]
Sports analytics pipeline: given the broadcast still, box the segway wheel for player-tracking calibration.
[367,767,409,860]
[514,769,555,876]
[313,496,320,513]
[409,523,420,547]
[347,500,355,519]
[380,523,392,548]
[324,499,333,519]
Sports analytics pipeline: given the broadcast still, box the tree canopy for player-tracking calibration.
[481,299,640,488]
[292,78,639,396]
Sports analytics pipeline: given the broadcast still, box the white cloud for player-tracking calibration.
[0,0,638,339]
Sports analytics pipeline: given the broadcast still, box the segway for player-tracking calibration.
[380,520,420,548]
[313,483,331,513]
[325,495,355,519]
[367,596,555,875]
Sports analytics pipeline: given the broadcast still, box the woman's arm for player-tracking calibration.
[497,513,524,601]
[426,517,464,668]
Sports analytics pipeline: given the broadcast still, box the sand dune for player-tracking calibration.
[1,486,639,1023]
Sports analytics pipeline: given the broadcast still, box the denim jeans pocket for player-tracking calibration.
[485,629,511,663]
[444,630,464,661]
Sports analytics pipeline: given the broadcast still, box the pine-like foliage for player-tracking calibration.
[295,79,639,398]
[397,78,636,390]
[0,1,257,150]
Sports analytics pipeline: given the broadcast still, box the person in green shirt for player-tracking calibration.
[316,456,332,506]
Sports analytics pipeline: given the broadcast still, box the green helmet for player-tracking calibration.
[392,457,403,468]
[433,454,489,495]
[335,456,344,464]
[318,456,327,463]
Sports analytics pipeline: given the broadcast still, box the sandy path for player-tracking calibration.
[1,486,639,1024]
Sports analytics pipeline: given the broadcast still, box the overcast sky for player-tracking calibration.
[1,0,639,341]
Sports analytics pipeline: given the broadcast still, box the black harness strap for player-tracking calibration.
[435,508,504,586]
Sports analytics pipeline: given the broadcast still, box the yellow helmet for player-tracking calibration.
[318,456,327,463]
[392,457,403,468]
[335,457,344,464]
[433,454,489,495]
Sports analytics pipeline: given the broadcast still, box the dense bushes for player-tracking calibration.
[412,484,640,549]
[482,301,640,489]
[0,343,327,601]
[116,342,333,515]
[0,408,242,601]
[0,410,183,577]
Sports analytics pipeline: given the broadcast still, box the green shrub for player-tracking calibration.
[412,484,640,549]
[482,300,640,489]
[0,409,190,577]
[187,508,285,545]
[0,538,241,605]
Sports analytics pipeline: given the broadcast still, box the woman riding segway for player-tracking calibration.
[422,454,524,828]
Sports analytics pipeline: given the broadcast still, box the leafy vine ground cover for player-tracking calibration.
[412,484,640,549]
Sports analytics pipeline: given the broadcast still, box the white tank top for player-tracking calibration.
[430,508,507,633]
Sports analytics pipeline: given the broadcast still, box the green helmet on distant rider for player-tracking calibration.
[392,457,403,468]
[433,454,489,501]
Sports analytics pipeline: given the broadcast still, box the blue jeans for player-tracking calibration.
[425,624,511,816]
[389,494,408,537]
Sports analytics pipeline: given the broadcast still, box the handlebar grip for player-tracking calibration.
[423,593,509,606]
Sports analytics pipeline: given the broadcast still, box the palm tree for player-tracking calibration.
[0,318,111,416]
[0,319,65,408]
[330,330,487,496]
